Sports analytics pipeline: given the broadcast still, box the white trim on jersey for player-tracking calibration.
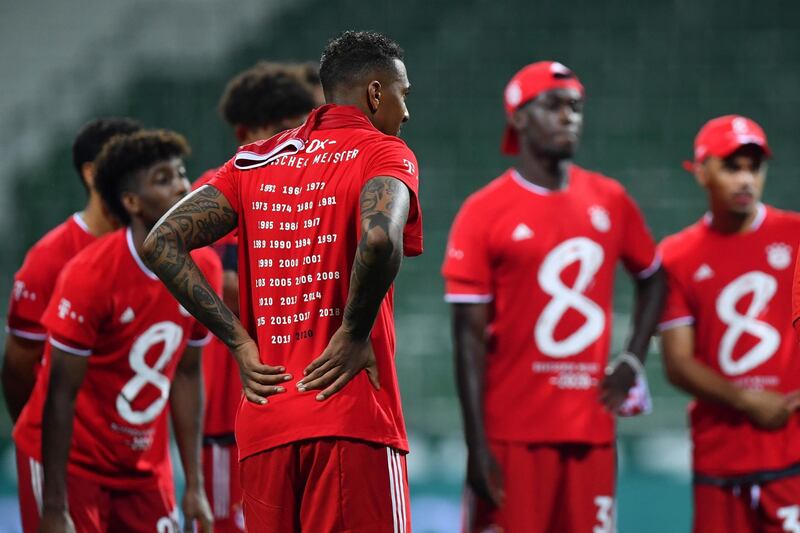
[126,228,159,280]
[510,168,569,195]
[234,138,305,170]
[657,316,695,332]
[444,293,494,304]
[49,337,92,357]
[703,202,766,232]
[6,326,47,342]
[187,332,212,348]
[635,253,662,280]
[29,456,43,516]
[386,448,407,533]
[72,212,91,234]
[212,444,230,519]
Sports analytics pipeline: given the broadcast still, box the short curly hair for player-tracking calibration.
[94,130,190,225]
[72,117,143,190]
[218,63,316,129]
[319,31,404,97]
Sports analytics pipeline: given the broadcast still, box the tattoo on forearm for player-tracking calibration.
[343,177,410,339]
[143,186,242,346]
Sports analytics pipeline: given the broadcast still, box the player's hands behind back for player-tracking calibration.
[232,338,291,405]
[297,326,380,400]
[739,388,800,430]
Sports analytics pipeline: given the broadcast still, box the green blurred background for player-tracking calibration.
[3,0,800,530]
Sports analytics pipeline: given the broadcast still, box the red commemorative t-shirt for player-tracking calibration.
[13,229,222,488]
[660,204,800,476]
[7,213,96,341]
[441,167,658,444]
[208,104,423,459]
[194,168,240,436]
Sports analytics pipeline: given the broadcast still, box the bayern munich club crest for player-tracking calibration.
[588,206,611,233]
[766,243,792,270]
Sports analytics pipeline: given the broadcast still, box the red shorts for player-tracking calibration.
[240,438,411,533]
[16,448,177,533]
[463,442,616,533]
[693,474,800,533]
[203,440,244,532]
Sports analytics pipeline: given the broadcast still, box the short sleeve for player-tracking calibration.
[441,198,493,303]
[207,158,241,217]
[364,140,423,256]
[41,261,109,356]
[188,247,224,345]
[658,246,695,332]
[6,254,55,341]
[619,192,660,279]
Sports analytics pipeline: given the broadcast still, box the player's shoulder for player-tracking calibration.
[763,204,800,230]
[659,220,706,264]
[193,166,222,190]
[457,170,519,215]
[18,215,90,276]
[26,214,84,257]
[571,165,630,197]
[60,229,126,282]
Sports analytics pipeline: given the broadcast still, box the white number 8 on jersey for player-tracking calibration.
[716,271,780,376]
[116,321,183,425]
[535,237,605,358]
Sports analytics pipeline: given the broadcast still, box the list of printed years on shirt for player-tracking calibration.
[250,148,360,347]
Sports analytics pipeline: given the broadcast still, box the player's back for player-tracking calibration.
[13,229,220,488]
[211,104,422,459]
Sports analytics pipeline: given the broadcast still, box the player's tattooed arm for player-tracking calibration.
[143,185,290,405]
[298,177,411,399]
[142,185,242,346]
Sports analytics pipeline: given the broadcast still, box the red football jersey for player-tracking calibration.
[441,167,658,444]
[208,104,423,459]
[194,167,241,436]
[13,229,222,488]
[7,214,95,341]
[660,204,800,476]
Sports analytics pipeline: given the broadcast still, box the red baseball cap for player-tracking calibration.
[501,61,585,155]
[682,115,771,172]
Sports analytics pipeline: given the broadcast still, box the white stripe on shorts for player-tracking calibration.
[213,444,230,519]
[29,457,43,516]
[386,448,407,533]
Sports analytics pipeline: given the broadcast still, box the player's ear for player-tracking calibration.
[510,107,528,131]
[367,80,382,114]
[121,191,141,219]
[82,162,96,189]
[694,161,710,188]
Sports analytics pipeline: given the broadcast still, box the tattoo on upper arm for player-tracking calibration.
[143,186,239,343]
[343,177,410,338]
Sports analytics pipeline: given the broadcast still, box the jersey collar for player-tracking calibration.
[72,212,91,234]
[313,104,376,131]
[126,228,159,280]
[702,202,766,233]
[509,168,570,196]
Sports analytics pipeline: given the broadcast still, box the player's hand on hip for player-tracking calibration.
[232,338,291,405]
[739,389,793,429]
[466,445,504,508]
[297,326,380,401]
[599,362,636,412]
[181,486,213,533]
[38,508,76,533]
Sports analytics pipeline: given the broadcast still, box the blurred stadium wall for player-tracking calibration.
[3,0,800,531]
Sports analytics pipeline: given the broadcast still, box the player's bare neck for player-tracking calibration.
[82,194,118,237]
[128,221,150,256]
[709,208,757,235]
[516,152,570,191]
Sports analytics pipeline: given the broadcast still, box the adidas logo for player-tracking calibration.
[693,264,714,282]
[120,307,135,324]
[512,223,534,241]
